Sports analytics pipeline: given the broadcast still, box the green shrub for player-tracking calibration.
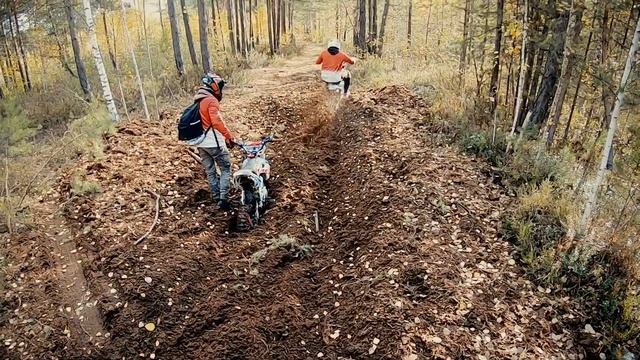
[504,141,574,187]
[0,100,39,156]
[67,106,114,160]
[458,128,507,167]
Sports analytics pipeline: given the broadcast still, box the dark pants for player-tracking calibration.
[343,76,351,94]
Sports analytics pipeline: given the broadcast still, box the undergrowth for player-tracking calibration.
[354,47,640,353]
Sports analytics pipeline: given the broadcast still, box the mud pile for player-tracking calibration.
[2,79,589,359]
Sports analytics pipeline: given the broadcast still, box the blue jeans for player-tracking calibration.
[198,147,231,201]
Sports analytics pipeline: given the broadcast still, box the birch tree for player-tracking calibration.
[545,0,584,148]
[580,15,640,231]
[83,0,118,122]
[121,0,150,121]
[510,0,528,137]
[488,0,504,117]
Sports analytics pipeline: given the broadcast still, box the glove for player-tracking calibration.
[226,138,236,149]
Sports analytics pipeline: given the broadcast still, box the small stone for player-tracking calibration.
[373,338,380,345]
[317,352,324,358]
[144,277,152,284]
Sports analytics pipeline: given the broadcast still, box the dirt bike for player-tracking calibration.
[231,135,274,231]
[321,66,351,111]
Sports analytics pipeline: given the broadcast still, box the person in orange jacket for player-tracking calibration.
[195,73,235,210]
[316,40,355,96]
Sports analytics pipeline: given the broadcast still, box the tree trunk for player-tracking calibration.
[407,0,413,46]
[121,0,150,121]
[234,0,245,56]
[7,12,27,92]
[510,0,528,136]
[107,12,131,121]
[10,0,31,90]
[488,0,504,117]
[377,0,390,55]
[142,0,160,119]
[1,22,17,90]
[545,0,584,148]
[249,0,254,48]
[159,0,165,34]
[279,0,286,35]
[474,0,490,97]
[180,0,199,65]
[239,0,248,56]
[425,1,432,46]
[273,0,278,49]
[83,0,119,121]
[167,0,185,74]
[581,14,640,231]
[211,0,219,43]
[266,0,274,54]
[102,10,117,69]
[528,9,570,127]
[197,0,211,71]
[599,1,614,130]
[64,0,91,99]
[562,21,595,146]
[357,0,366,51]
[459,0,472,88]
[226,0,237,55]
[47,3,76,78]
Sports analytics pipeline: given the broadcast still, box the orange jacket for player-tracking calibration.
[315,50,354,72]
[194,88,233,141]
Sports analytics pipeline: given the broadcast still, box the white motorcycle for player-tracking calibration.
[321,66,352,110]
[232,135,274,231]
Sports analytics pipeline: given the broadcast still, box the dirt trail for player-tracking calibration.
[1,46,591,359]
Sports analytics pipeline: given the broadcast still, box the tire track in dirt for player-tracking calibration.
[42,212,105,345]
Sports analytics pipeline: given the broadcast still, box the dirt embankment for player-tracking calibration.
[2,74,591,359]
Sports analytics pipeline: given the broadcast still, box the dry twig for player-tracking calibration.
[134,190,161,245]
[186,148,202,164]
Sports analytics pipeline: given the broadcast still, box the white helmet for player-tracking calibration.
[328,40,340,50]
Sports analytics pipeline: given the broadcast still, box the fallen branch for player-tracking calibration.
[134,190,161,245]
[314,211,320,232]
[186,148,202,164]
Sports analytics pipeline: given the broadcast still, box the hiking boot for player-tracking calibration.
[218,199,231,211]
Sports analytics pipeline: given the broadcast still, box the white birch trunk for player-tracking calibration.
[121,0,151,121]
[580,16,640,231]
[83,0,119,122]
[510,0,527,137]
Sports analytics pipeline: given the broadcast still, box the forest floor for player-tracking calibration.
[1,47,597,359]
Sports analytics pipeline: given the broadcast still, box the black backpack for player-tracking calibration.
[177,100,210,144]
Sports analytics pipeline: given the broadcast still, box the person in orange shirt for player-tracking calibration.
[316,40,355,97]
[194,73,236,210]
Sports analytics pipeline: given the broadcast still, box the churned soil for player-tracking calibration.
[1,50,593,360]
